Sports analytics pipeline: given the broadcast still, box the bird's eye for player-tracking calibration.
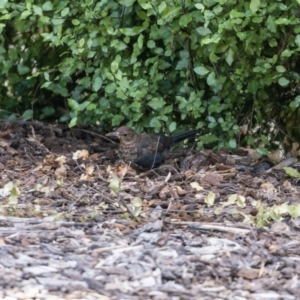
[123,133,127,136]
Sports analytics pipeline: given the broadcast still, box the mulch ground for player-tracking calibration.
[0,120,299,300]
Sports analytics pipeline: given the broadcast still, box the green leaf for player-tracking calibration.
[0,14,11,21]
[105,82,117,94]
[289,95,300,108]
[118,0,136,7]
[295,35,300,47]
[138,0,151,9]
[276,65,286,73]
[22,110,33,120]
[149,117,161,128]
[207,72,217,86]
[176,59,188,70]
[20,10,32,20]
[260,134,270,145]
[247,79,259,94]
[266,16,276,32]
[207,116,216,123]
[87,103,97,110]
[0,0,8,9]
[111,40,127,51]
[246,136,255,146]
[225,48,234,66]
[78,38,85,47]
[79,101,90,111]
[283,167,300,178]
[213,5,223,15]
[159,7,181,24]
[42,1,53,11]
[148,97,166,110]
[158,1,167,13]
[120,27,144,36]
[194,66,210,76]
[61,7,70,17]
[41,81,51,89]
[179,13,192,27]
[281,49,294,57]
[44,72,50,81]
[32,5,43,16]
[256,147,270,155]
[275,18,291,25]
[69,116,78,128]
[209,53,220,63]
[200,134,219,144]
[17,64,30,75]
[39,16,50,24]
[229,139,237,148]
[72,19,80,26]
[230,10,245,18]
[147,40,155,48]
[269,38,277,47]
[250,0,260,13]
[68,99,79,111]
[93,77,102,92]
[196,27,211,36]
[169,122,176,132]
[278,77,290,86]
[237,32,246,41]
[194,3,204,11]
[41,106,55,117]
[138,34,144,49]
[51,18,64,25]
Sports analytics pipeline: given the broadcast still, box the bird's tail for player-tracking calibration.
[172,130,198,143]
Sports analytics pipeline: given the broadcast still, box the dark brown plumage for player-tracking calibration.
[106,126,198,169]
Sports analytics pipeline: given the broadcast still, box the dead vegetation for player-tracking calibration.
[0,120,299,299]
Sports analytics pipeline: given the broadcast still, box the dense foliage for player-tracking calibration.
[1,0,300,148]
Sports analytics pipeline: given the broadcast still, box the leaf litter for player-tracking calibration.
[0,120,299,299]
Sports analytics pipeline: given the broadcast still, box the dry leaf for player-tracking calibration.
[73,149,89,160]
[203,172,223,185]
[159,185,172,199]
[268,149,283,164]
[239,124,248,135]
[238,268,259,279]
[291,142,299,157]
[55,166,67,178]
[85,164,95,175]
[55,155,67,165]
[172,186,188,195]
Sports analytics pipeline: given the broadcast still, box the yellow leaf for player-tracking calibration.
[205,192,215,207]
[283,167,300,178]
[109,173,122,195]
[190,182,203,191]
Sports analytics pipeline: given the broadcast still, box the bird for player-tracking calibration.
[106,126,198,169]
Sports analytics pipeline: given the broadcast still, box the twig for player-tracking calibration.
[150,135,161,170]
[167,221,251,234]
[71,128,117,144]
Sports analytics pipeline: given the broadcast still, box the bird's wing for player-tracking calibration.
[137,134,166,157]
[133,134,166,168]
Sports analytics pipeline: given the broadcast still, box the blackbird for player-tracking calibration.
[106,126,198,169]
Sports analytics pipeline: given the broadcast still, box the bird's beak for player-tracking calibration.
[106,131,120,137]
